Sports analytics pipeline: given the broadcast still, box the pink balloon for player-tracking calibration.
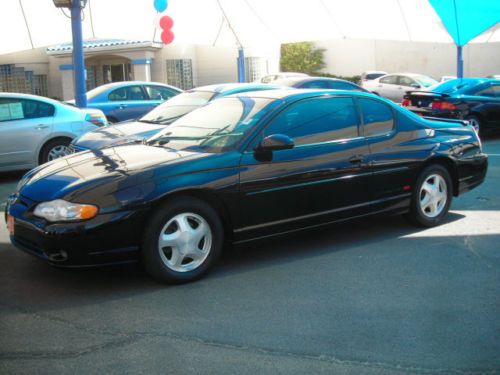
[161,30,175,44]
[160,16,174,30]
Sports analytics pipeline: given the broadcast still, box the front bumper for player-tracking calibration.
[6,194,147,267]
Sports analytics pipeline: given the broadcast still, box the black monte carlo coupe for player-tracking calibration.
[5,89,487,283]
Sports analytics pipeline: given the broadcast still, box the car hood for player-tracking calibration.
[74,121,166,150]
[18,144,210,203]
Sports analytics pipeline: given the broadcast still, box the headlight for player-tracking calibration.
[33,199,98,222]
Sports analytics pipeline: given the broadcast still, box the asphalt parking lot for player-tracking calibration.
[0,137,499,375]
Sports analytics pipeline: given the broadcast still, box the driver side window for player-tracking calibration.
[256,97,359,147]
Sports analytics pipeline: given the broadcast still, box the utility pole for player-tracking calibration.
[53,0,87,107]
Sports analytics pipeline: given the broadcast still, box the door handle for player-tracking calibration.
[119,104,128,109]
[35,124,49,130]
[349,155,365,164]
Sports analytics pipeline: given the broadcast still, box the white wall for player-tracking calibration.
[315,39,500,79]
[195,45,238,86]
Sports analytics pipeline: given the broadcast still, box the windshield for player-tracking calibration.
[140,90,216,124]
[148,97,276,153]
[413,75,438,87]
[427,79,481,94]
[86,85,110,100]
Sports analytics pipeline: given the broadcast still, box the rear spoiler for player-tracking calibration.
[405,91,450,97]
[423,116,469,126]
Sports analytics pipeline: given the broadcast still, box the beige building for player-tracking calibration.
[0,38,498,100]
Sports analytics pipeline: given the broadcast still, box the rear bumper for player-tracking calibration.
[405,106,458,119]
[456,153,488,196]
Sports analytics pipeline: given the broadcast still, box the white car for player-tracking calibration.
[362,73,438,102]
[258,72,308,84]
[0,93,106,172]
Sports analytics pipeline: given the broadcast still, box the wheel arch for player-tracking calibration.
[38,136,74,164]
[419,156,459,196]
[149,188,235,241]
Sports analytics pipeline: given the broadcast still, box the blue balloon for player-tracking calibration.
[154,0,168,12]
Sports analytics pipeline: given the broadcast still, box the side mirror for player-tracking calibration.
[410,83,421,89]
[255,134,294,152]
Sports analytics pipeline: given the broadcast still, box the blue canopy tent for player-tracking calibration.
[429,0,500,78]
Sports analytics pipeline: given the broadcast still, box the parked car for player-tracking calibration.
[359,71,387,85]
[6,89,487,283]
[69,83,285,152]
[75,81,182,123]
[259,72,308,83]
[273,76,369,91]
[402,78,500,134]
[440,75,456,83]
[0,93,106,172]
[362,73,438,102]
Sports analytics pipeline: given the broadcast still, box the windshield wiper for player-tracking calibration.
[138,119,164,125]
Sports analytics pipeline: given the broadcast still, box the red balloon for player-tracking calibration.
[160,16,174,30]
[161,30,175,44]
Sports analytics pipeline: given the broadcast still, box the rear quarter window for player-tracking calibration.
[358,98,394,137]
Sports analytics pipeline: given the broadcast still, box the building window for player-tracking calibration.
[0,64,48,97]
[245,57,268,83]
[166,59,193,90]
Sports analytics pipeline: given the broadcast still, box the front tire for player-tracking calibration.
[406,164,452,227]
[142,197,224,283]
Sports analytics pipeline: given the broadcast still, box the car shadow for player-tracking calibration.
[0,211,468,312]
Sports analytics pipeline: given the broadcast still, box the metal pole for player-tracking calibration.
[457,45,464,79]
[71,0,87,107]
[237,47,245,83]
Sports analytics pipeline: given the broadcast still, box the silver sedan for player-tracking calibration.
[0,93,106,172]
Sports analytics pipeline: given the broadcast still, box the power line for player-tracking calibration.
[215,0,243,48]
[18,0,34,49]
[88,0,96,38]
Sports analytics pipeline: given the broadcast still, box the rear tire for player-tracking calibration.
[142,197,224,283]
[465,115,482,135]
[39,138,72,165]
[405,164,452,227]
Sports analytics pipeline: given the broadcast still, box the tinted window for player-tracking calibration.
[146,86,176,100]
[379,75,398,85]
[474,86,495,97]
[108,86,146,101]
[491,85,500,97]
[359,98,394,137]
[299,80,330,89]
[329,81,360,91]
[262,97,359,146]
[365,73,386,80]
[0,98,54,122]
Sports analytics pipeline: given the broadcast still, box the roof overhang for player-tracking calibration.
[46,39,162,56]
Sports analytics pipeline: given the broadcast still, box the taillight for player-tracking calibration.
[85,113,107,127]
[431,101,456,110]
[401,98,411,107]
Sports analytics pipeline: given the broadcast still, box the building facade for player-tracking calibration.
[0,38,498,100]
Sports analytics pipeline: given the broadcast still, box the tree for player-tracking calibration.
[280,42,326,74]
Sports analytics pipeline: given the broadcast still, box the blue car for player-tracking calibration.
[80,81,182,123]
[70,83,286,152]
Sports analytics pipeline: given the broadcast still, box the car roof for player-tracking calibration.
[226,88,381,102]
[191,83,284,94]
[0,92,64,105]
[94,81,182,91]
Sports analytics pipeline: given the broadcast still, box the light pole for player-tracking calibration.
[53,0,87,107]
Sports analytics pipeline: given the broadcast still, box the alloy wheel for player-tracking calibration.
[48,145,70,161]
[157,212,212,272]
[419,174,447,218]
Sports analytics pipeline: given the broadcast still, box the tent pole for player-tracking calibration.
[456,45,464,79]
[71,0,87,108]
[237,47,245,83]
